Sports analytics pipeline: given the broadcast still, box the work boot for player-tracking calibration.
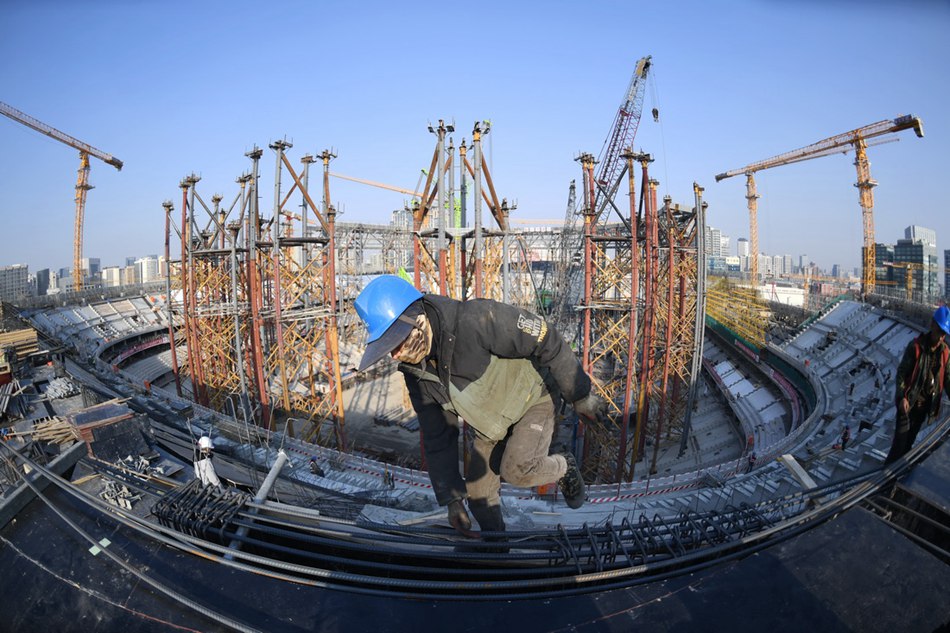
[460,502,509,555]
[470,502,506,533]
[557,453,586,509]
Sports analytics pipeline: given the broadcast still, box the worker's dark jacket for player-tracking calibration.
[895,334,950,417]
[399,295,590,506]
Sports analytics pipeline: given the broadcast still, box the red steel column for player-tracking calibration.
[632,158,655,475]
[618,152,639,482]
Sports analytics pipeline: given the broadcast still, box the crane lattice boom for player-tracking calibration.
[594,55,652,216]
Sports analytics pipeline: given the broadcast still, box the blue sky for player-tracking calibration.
[2,0,948,275]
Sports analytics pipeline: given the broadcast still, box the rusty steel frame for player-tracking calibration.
[577,150,705,483]
[167,144,346,449]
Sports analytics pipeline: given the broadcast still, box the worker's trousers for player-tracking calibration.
[884,405,929,464]
[465,395,567,531]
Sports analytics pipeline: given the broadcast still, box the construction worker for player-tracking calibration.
[194,436,224,491]
[354,275,602,535]
[885,305,950,464]
[839,424,851,451]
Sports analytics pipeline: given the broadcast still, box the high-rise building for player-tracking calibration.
[34,268,50,297]
[905,225,936,248]
[705,226,731,273]
[48,270,60,295]
[135,256,160,283]
[782,255,793,276]
[945,250,950,300]
[798,254,808,273]
[0,264,30,302]
[874,243,896,296]
[772,254,786,276]
[737,238,750,258]
[706,227,719,256]
[123,265,140,285]
[706,227,725,257]
[102,266,122,287]
[895,238,938,303]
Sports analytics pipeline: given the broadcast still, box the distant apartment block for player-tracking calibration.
[0,264,30,302]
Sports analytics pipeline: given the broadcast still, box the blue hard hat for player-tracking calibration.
[934,305,950,336]
[354,275,424,370]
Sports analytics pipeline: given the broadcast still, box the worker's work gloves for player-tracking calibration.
[573,392,608,424]
[448,499,472,534]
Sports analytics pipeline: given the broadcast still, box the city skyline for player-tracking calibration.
[2,1,948,274]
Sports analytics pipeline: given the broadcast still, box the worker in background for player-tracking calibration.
[839,425,851,451]
[353,275,603,536]
[194,435,224,491]
[885,306,950,464]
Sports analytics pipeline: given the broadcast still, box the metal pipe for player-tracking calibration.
[651,198,675,475]
[226,449,289,556]
[435,120,448,296]
[269,141,293,414]
[679,183,706,457]
[163,201,183,397]
[632,157,655,476]
[472,123,484,298]
[618,153,638,482]
[245,147,271,427]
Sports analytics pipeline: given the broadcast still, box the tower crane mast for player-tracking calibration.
[715,114,923,295]
[1,101,123,291]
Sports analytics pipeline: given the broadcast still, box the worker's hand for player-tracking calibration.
[447,499,472,534]
[573,393,607,424]
[900,397,910,416]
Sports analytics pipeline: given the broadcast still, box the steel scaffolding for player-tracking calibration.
[577,151,706,483]
[164,121,706,485]
[166,144,346,448]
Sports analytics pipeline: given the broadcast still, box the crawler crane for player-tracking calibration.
[1,101,123,291]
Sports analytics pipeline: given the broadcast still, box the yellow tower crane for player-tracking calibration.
[328,172,423,199]
[0,101,123,291]
[883,261,928,302]
[715,114,923,295]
